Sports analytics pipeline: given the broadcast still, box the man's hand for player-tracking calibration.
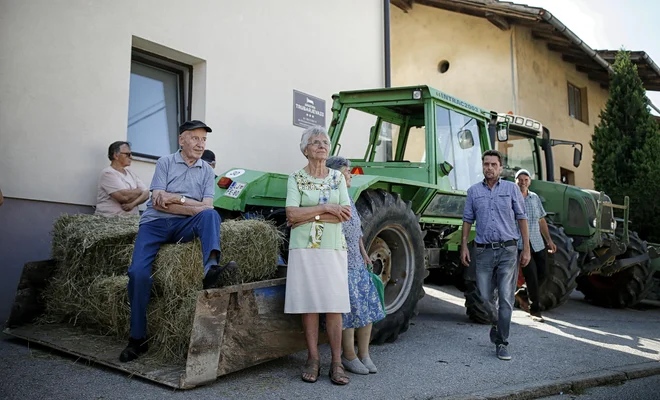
[461,245,471,267]
[121,203,134,212]
[546,240,557,254]
[520,247,531,267]
[153,191,183,209]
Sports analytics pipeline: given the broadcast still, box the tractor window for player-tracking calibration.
[436,105,484,191]
[393,125,427,162]
[497,132,539,179]
[336,108,389,162]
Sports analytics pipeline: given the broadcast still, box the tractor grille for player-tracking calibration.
[584,197,597,222]
[568,198,586,228]
[601,195,614,231]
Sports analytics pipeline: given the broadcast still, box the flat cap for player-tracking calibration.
[178,120,212,135]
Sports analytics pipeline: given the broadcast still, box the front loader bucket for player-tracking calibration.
[4,260,309,389]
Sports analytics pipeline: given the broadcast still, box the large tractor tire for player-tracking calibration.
[537,223,579,311]
[356,189,426,344]
[576,231,654,308]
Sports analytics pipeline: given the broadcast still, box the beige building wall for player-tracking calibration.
[0,0,384,206]
[390,4,515,113]
[514,27,609,189]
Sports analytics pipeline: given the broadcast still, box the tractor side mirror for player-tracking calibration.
[439,161,454,176]
[573,147,582,168]
[496,122,509,142]
[457,129,475,149]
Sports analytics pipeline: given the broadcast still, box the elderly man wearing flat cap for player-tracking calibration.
[514,169,556,323]
[120,120,237,363]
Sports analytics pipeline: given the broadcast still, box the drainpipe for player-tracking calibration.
[384,0,391,88]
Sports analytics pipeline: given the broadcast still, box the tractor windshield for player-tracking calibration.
[334,106,426,163]
[496,131,540,180]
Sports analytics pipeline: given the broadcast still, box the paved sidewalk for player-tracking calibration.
[1,285,659,400]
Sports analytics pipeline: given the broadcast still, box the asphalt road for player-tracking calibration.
[1,285,660,400]
[540,374,660,400]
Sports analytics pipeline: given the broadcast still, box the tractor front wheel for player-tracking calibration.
[356,189,426,344]
[537,223,579,311]
[576,231,654,308]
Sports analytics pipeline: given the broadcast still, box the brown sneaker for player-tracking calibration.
[516,294,530,313]
[530,312,545,322]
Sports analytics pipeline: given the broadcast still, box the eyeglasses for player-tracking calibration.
[308,140,330,148]
[119,152,132,158]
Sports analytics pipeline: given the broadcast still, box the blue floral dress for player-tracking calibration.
[342,198,386,328]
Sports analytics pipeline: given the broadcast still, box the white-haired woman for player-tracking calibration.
[326,155,385,376]
[285,125,352,385]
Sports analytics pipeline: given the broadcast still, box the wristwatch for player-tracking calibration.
[180,195,186,204]
[314,215,320,221]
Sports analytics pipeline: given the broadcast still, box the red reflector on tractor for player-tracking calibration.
[351,167,364,175]
[217,177,233,189]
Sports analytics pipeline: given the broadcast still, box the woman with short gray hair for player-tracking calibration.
[284,125,353,385]
[326,155,385,376]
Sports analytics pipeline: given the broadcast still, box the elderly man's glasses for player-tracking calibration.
[120,152,133,158]
[308,139,330,148]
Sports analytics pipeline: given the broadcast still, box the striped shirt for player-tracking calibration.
[517,190,547,252]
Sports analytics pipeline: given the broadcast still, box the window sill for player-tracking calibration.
[132,155,159,164]
[569,115,589,126]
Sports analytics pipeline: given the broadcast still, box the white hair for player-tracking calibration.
[299,125,329,156]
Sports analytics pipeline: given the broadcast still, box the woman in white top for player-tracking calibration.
[95,141,149,217]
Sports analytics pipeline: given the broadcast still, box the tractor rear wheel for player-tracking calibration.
[356,189,426,344]
[537,223,579,311]
[576,231,654,308]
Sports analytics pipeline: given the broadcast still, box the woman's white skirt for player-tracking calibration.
[284,248,350,314]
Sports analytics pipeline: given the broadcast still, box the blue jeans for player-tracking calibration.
[127,209,221,339]
[475,245,519,346]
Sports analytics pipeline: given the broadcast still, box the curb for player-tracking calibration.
[442,361,660,400]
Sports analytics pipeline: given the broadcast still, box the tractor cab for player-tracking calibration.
[490,113,624,245]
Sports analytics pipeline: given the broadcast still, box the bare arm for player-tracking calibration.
[0,188,4,206]
[153,197,213,216]
[460,221,473,267]
[289,212,345,228]
[110,188,143,204]
[286,204,330,224]
[121,190,149,212]
[538,218,557,253]
[518,219,531,266]
[359,237,371,265]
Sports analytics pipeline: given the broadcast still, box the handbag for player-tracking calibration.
[366,263,386,315]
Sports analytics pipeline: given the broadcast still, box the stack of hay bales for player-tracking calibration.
[42,213,283,363]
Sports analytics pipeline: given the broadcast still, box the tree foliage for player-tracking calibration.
[591,50,660,241]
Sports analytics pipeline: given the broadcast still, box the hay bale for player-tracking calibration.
[146,294,197,364]
[219,219,283,286]
[43,214,283,364]
[51,214,139,276]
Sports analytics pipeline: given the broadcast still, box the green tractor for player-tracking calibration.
[490,114,657,311]
[212,85,656,343]
[214,85,497,343]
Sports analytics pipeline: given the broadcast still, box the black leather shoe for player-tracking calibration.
[119,337,148,362]
[203,261,238,289]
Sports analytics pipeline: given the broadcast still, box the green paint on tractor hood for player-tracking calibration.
[213,168,460,213]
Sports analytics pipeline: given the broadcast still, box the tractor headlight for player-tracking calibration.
[610,219,617,231]
[592,218,598,228]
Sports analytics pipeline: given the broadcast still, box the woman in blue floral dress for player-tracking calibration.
[326,156,385,375]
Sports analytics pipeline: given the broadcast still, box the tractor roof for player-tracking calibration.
[333,85,491,119]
